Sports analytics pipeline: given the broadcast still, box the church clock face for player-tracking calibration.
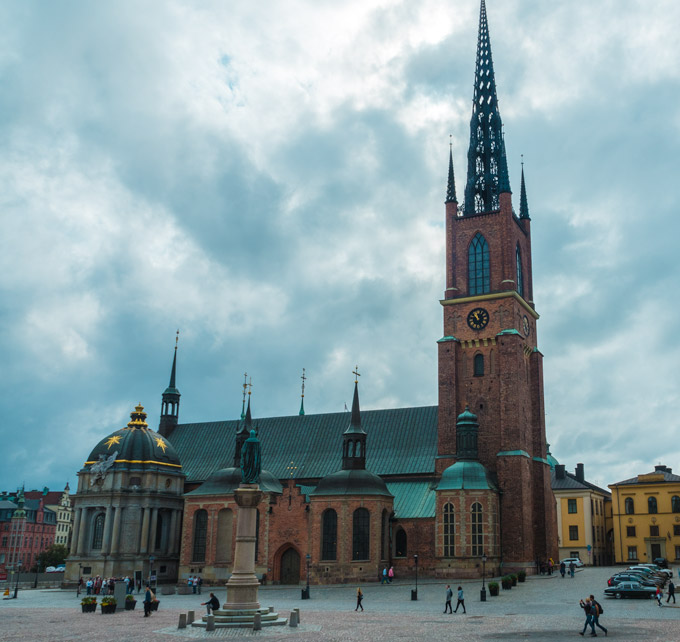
[522,315,530,337]
[467,307,489,331]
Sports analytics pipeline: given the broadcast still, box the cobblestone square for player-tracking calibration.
[2,568,680,641]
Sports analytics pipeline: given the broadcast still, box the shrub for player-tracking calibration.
[489,581,500,596]
[101,596,117,606]
[501,576,512,590]
[510,574,518,586]
[80,596,97,605]
[125,594,136,602]
[518,571,526,582]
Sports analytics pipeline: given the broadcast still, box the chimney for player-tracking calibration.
[575,463,585,483]
[555,464,566,479]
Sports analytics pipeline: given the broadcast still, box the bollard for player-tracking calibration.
[294,607,301,623]
[253,612,262,631]
[187,610,195,625]
[206,614,215,631]
[289,610,298,627]
[178,613,187,629]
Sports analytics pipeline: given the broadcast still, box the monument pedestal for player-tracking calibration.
[192,483,286,629]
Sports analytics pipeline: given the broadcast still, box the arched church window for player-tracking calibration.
[672,496,680,513]
[216,509,233,562]
[474,353,484,376]
[352,508,370,561]
[625,497,634,514]
[321,509,337,561]
[395,528,407,558]
[471,502,483,556]
[91,513,104,550]
[192,510,208,562]
[443,503,455,557]
[648,497,658,514]
[516,245,524,297]
[468,233,490,294]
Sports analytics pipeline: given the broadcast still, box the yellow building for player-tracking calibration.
[551,459,612,566]
[609,464,680,565]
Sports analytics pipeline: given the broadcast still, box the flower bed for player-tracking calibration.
[101,597,117,614]
[81,597,97,613]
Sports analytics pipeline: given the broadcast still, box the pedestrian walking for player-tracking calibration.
[381,567,388,584]
[589,594,608,637]
[197,576,203,595]
[656,586,663,606]
[201,592,220,615]
[453,586,466,613]
[443,585,453,613]
[388,566,394,583]
[667,579,676,604]
[143,585,154,617]
[560,561,566,578]
[569,561,575,578]
[355,587,364,611]
[548,558,554,575]
[579,598,596,636]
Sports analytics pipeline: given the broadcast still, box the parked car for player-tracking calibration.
[604,581,656,599]
[560,558,584,568]
[55,565,65,572]
[639,564,672,577]
[628,567,667,583]
[653,558,669,569]
[608,574,660,588]
[45,566,57,573]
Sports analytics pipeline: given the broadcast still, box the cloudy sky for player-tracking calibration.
[1,0,678,494]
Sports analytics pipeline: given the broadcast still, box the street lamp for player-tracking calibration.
[13,560,21,599]
[34,560,41,589]
[302,553,311,600]
[149,555,155,590]
[77,564,82,596]
[480,552,487,602]
[411,554,419,601]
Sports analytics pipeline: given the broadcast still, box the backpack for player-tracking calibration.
[596,602,603,615]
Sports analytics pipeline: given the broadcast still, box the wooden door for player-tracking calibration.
[280,548,300,585]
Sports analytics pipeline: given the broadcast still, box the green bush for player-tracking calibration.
[489,581,500,596]
[510,574,518,586]
[518,571,526,582]
[101,596,117,606]
[80,596,97,605]
[501,576,512,590]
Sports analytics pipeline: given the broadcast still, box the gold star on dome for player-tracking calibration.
[155,436,167,453]
[105,435,121,450]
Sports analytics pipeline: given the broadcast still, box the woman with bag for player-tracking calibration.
[355,587,364,611]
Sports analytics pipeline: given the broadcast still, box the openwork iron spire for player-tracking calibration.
[445,138,457,203]
[519,160,530,220]
[463,0,511,216]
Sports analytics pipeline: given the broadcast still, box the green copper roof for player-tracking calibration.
[168,405,438,484]
[387,481,436,519]
[311,468,392,497]
[437,336,459,343]
[437,460,496,491]
[445,146,457,203]
[497,449,530,458]
[497,328,522,336]
[185,467,282,496]
[519,164,530,220]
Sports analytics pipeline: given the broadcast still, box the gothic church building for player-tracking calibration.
[66,0,558,587]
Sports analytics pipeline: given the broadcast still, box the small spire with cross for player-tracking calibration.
[299,368,306,416]
[240,372,248,420]
[353,365,361,384]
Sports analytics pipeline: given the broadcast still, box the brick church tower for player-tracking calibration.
[437,0,558,571]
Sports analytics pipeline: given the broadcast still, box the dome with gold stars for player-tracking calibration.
[83,404,182,473]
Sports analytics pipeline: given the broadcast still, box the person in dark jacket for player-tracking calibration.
[560,561,566,578]
[355,587,363,611]
[143,585,154,617]
[201,592,220,614]
[667,580,676,604]
[453,586,466,614]
[579,598,596,636]
[589,594,608,636]
[444,585,453,613]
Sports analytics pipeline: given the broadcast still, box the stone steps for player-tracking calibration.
[191,615,288,629]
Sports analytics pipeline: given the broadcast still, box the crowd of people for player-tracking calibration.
[78,575,142,595]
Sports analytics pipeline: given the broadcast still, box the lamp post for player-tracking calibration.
[149,555,155,591]
[301,553,311,599]
[13,560,21,599]
[77,563,82,596]
[33,560,41,589]
[480,552,487,602]
[411,554,419,601]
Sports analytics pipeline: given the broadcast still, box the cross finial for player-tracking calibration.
[175,329,179,347]
[521,153,524,168]
[240,372,248,420]
[301,368,306,398]
[353,365,361,383]
[248,376,252,396]
[449,133,452,150]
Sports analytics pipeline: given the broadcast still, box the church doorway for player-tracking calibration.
[280,548,300,585]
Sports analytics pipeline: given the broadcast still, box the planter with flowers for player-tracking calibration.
[81,596,97,613]
[150,598,160,612]
[125,594,137,611]
[101,596,117,614]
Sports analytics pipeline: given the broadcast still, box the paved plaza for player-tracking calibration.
[2,567,680,641]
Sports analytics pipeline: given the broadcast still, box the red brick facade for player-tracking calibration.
[437,191,558,571]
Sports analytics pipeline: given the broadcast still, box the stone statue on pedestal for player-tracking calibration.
[240,430,261,484]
